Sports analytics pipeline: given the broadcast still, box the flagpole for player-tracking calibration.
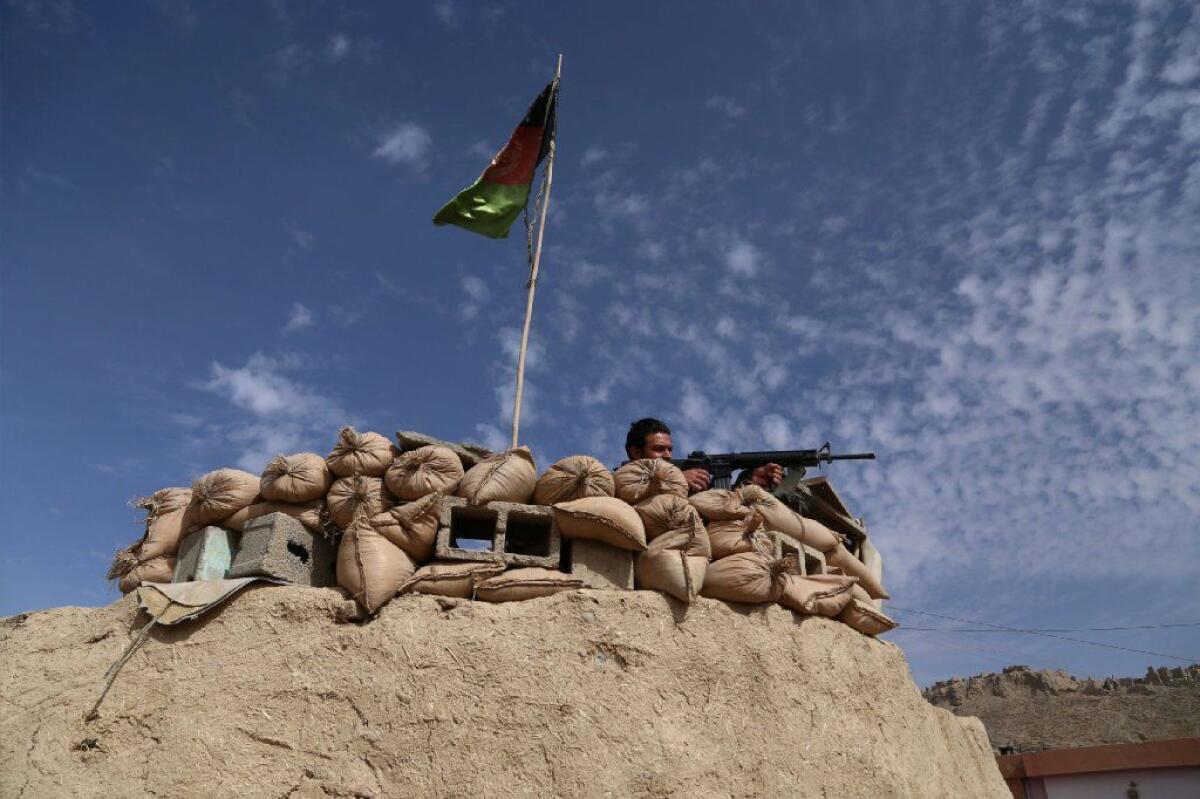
[511,53,561,449]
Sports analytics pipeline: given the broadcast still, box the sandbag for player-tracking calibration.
[371,493,442,562]
[384,445,464,500]
[260,452,332,503]
[223,499,325,535]
[533,455,615,505]
[336,519,415,614]
[553,496,647,551]
[699,552,792,604]
[613,458,689,505]
[133,487,193,521]
[704,514,774,560]
[688,488,749,521]
[327,475,393,529]
[326,426,395,478]
[779,574,858,617]
[827,544,890,599]
[634,525,711,603]
[399,561,506,599]
[737,484,840,552]
[117,556,176,594]
[634,494,705,542]
[457,447,537,505]
[138,507,190,561]
[837,598,898,636]
[474,567,583,603]
[187,468,262,526]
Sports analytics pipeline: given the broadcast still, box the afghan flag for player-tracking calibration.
[433,82,558,239]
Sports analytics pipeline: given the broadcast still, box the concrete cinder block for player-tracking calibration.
[769,531,825,576]
[227,512,335,586]
[434,496,560,568]
[565,538,634,590]
[173,526,239,582]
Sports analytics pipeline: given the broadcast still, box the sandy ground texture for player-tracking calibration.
[1,586,1008,798]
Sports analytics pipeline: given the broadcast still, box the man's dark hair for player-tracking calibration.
[625,417,671,456]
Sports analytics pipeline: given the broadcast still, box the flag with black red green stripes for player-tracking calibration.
[433,82,558,239]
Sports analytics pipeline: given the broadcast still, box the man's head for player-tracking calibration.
[625,417,673,461]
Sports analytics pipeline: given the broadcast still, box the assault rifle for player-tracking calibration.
[670,443,875,502]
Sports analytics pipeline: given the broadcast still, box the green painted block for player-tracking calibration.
[174,526,239,582]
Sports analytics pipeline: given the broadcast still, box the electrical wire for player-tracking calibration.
[892,621,1200,632]
[885,606,1200,663]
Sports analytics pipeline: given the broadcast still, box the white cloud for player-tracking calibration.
[327,32,351,61]
[373,123,432,170]
[460,275,490,319]
[580,146,607,168]
[705,95,746,118]
[725,238,762,277]
[286,221,314,248]
[433,0,458,28]
[202,353,349,471]
[282,302,313,333]
[1161,24,1200,85]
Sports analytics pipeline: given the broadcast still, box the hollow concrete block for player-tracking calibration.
[434,496,560,568]
[769,531,825,576]
[227,512,335,586]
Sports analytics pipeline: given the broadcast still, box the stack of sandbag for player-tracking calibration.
[333,435,465,614]
[225,453,331,535]
[109,487,193,593]
[689,481,892,623]
[112,467,264,593]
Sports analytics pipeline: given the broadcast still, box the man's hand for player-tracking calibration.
[682,467,711,494]
[750,463,784,489]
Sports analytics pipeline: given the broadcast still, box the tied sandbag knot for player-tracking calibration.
[264,454,296,478]
[105,545,140,581]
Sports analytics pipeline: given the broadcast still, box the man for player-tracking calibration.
[624,417,784,494]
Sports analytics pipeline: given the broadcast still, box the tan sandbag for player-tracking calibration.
[533,455,615,505]
[737,484,840,553]
[704,515,773,560]
[457,446,537,505]
[827,544,890,599]
[384,445,464,500]
[138,507,190,561]
[371,493,442,562]
[634,494,705,542]
[699,552,792,604]
[336,519,415,614]
[634,525,710,603]
[326,426,395,478]
[613,458,688,505]
[187,468,262,526]
[553,496,647,551]
[133,487,193,521]
[688,488,749,521]
[327,475,393,529]
[260,452,332,503]
[850,583,873,604]
[474,567,583,603]
[838,598,898,636]
[779,574,858,617]
[399,561,506,599]
[117,556,176,594]
[224,499,325,535]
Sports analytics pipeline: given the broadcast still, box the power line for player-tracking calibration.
[892,621,1200,633]
[885,606,1200,663]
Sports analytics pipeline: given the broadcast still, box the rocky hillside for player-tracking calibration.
[1,587,1007,798]
[924,664,1200,753]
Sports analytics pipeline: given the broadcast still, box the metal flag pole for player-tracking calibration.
[510,53,562,449]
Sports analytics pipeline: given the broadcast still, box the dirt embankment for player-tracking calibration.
[924,664,1200,753]
[2,587,1008,798]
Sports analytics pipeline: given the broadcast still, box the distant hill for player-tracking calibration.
[924,664,1200,753]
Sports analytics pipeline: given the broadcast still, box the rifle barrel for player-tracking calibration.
[828,452,876,460]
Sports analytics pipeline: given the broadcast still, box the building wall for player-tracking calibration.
[1042,766,1200,799]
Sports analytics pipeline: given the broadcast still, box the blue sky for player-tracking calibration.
[2,0,1197,686]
